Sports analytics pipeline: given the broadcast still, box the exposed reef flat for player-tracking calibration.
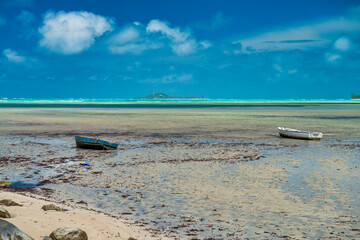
[1,136,359,239]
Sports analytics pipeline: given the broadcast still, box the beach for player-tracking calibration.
[0,191,154,239]
[0,100,359,239]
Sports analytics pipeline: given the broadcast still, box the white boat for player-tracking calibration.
[278,127,322,140]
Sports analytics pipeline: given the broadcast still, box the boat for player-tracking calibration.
[75,136,118,150]
[278,127,322,140]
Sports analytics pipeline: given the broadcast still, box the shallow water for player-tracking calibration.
[0,102,359,239]
[0,101,359,142]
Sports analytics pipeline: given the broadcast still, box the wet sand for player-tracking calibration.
[0,104,359,239]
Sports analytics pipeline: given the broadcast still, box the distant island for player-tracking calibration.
[352,93,360,100]
[137,93,204,99]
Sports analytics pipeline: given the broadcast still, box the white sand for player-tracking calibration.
[0,191,160,240]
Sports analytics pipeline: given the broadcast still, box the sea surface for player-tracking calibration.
[0,98,358,105]
[1,98,359,141]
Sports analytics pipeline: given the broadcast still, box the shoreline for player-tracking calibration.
[0,190,162,240]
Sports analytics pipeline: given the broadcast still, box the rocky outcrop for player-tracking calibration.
[42,204,62,211]
[0,181,11,187]
[49,227,88,240]
[0,219,34,240]
[0,206,11,218]
[0,199,22,206]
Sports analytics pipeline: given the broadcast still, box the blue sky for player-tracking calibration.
[0,0,359,99]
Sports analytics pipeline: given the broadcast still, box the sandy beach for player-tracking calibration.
[0,102,359,239]
[0,191,156,239]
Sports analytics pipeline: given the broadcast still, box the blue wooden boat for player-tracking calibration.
[75,136,118,150]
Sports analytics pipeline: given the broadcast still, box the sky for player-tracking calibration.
[0,0,359,99]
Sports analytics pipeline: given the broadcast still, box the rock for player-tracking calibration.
[0,181,11,187]
[0,199,23,206]
[50,227,88,240]
[0,219,34,240]
[0,206,11,218]
[42,204,62,211]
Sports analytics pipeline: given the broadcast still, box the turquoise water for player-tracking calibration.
[0,98,357,103]
[1,98,359,111]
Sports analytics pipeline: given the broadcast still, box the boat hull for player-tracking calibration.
[278,127,322,140]
[75,136,118,150]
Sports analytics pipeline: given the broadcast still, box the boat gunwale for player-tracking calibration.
[75,136,118,150]
[278,126,322,140]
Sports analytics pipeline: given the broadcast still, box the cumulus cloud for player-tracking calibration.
[171,40,197,55]
[109,19,201,55]
[323,35,354,64]
[39,11,113,54]
[3,49,26,63]
[333,36,352,51]
[111,26,140,45]
[108,23,162,54]
[146,19,197,55]
[147,20,190,43]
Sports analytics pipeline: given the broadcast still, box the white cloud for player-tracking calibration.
[39,11,113,54]
[111,26,140,44]
[110,42,161,55]
[325,53,342,63]
[3,49,26,63]
[324,36,354,64]
[146,20,190,43]
[108,19,202,56]
[333,36,352,51]
[172,40,197,55]
[236,11,360,52]
[146,19,197,55]
[108,24,162,54]
[199,40,212,49]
